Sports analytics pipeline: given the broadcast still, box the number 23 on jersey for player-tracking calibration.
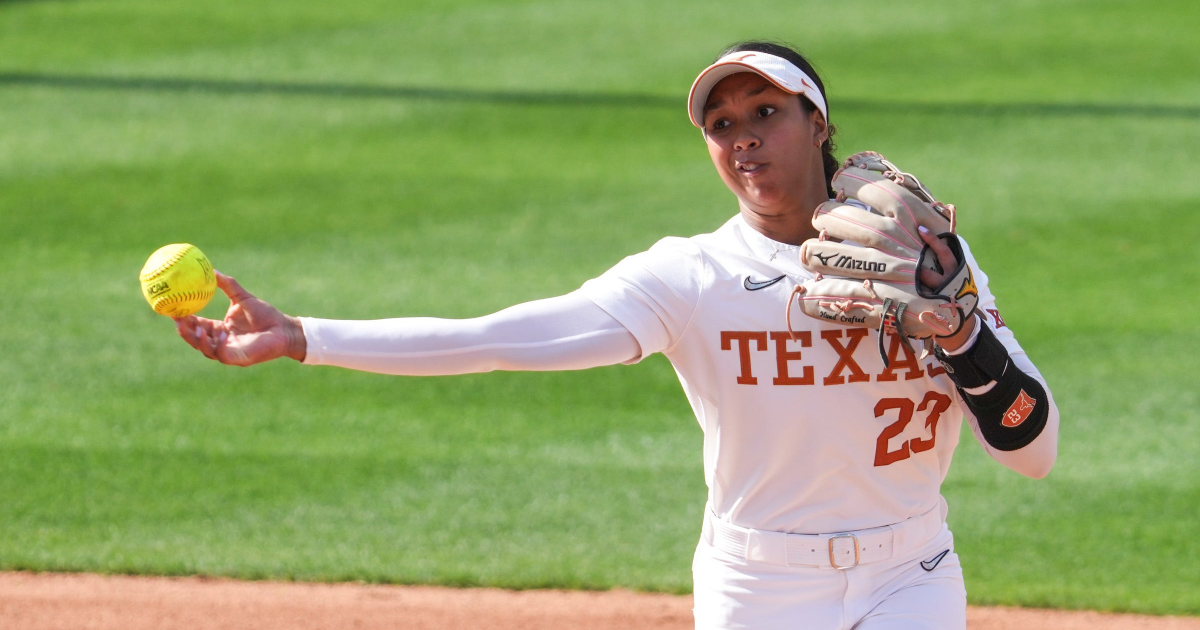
[874,392,952,467]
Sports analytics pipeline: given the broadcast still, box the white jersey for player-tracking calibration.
[579,213,1053,534]
[300,210,1056,536]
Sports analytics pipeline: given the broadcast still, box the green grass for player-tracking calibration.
[2,0,1198,615]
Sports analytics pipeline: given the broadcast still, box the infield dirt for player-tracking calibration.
[2,572,1197,630]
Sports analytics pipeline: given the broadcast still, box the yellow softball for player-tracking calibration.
[139,243,217,318]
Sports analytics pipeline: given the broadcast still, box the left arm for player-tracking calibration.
[922,230,1059,479]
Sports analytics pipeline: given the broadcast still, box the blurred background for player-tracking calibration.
[1,0,1197,615]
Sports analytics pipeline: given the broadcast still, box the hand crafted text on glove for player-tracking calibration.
[787,152,980,366]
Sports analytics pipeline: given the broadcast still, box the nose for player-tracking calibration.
[733,132,759,152]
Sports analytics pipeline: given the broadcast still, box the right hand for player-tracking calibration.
[174,271,307,366]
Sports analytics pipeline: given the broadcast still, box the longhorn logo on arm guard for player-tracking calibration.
[1003,389,1038,427]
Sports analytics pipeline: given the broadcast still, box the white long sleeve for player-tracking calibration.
[984,352,1059,478]
[952,242,1060,479]
[298,291,642,375]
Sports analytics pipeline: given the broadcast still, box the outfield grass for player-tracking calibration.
[2,0,1199,615]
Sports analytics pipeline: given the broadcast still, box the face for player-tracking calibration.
[701,72,828,217]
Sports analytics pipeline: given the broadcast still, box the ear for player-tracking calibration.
[810,109,829,145]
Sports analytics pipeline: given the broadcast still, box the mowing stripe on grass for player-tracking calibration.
[3,71,1197,120]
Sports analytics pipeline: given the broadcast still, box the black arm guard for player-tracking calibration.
[934,321,1049,451]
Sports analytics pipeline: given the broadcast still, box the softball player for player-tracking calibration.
[177,41,1059,630]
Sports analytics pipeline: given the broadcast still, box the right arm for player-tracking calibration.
[178,239,701,374]
[176,272,642,373]
[299,292,641,375]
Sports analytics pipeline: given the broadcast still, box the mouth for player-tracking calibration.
[736,162,767,175]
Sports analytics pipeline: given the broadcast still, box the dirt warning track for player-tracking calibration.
[2,572,1197,630]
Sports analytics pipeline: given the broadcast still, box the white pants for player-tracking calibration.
[692,524,966,630]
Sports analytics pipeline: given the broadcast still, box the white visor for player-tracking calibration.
[688,51,828,129]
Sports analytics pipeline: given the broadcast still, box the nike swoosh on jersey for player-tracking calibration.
[744,275,786,291]
[920,549,950,571]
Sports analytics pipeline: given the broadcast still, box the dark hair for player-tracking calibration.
[717,41,839,197]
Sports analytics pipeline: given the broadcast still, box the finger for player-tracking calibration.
[192,319,223,361]
[175,317,207,353]
[196,327,219,361]
[918,226,957,272]
[224,302,244,328]
[175,316,217,355]
[175,314,232,362]
[215,270,256,305]
[173,315,197,340]
[920,266,943,288]
[209,322,221,357]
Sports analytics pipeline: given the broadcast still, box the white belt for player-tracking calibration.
[701,500,946,570]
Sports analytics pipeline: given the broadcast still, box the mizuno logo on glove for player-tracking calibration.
[813,252,887,273]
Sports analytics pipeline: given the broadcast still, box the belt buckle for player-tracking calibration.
[828,534,860,569]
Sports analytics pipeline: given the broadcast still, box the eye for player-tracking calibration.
[710,118,731,131]
[757,106,776,118]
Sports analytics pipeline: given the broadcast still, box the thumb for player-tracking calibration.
[215,270,256,304]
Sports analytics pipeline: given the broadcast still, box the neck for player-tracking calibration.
[738,186,829,246]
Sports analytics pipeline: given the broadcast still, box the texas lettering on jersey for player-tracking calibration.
[719,328,946,386]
